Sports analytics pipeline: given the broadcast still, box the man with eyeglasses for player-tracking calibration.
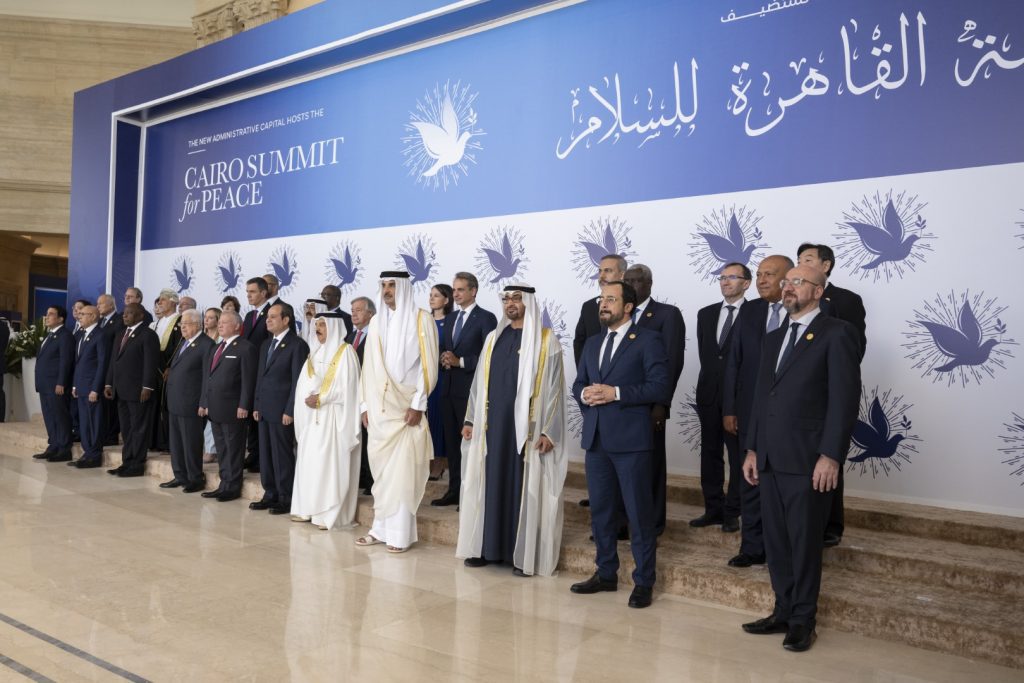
[740,264,860,652]
[692,262,751,533]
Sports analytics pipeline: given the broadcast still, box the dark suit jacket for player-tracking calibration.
[105,325,160,401]
[242,304,270,350]
[572,323,670,453]
[35,327,74,394]
[200,337,257,423]
[821,282,866,359]
[440,305,497,399]
[635,299,685,410]
[573,296,601,366]
[723,298,773,433]
[345,326,368,364]
[746,314,860,474]
[0,322,9,376]
[165,334,215,416]
[72,325,111,397]
[254,331,309,420]
[695,301,739,407]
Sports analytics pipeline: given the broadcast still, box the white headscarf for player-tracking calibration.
[375,272,421,384]
[309,312,346,381]
[493,283,542,452]
[303,298,329,355]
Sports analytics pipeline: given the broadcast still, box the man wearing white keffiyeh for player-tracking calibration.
[456,283,568,576]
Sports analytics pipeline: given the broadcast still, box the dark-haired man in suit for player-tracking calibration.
[570,280,669,609]
[740,264,860,652]
[346,295,375,493]
[33,305,75,462]
[96,293,122,445]
[69,305,110,468]
[242,276,271,473]
[433,271,497,507]
[321,284,353,338]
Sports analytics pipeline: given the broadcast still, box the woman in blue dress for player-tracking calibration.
[427,284,452,481]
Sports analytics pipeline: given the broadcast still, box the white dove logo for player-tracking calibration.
[412,95,473,177]
[402,80,484,190]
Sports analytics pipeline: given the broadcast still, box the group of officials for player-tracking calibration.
[30,240,862,653]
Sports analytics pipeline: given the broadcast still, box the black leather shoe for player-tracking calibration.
[200,489,222,498]
[361,487,372,496]
[578,498,590,508]
[728,552,766,568]
[689,513,723,528]
[117,469,144,477]
[74,459,102,469]
[47,452,72,462]
[182,482,205,493]
[721,517,740,533]
[268,504,289,515]
[628,585,653,608]
[617,526,630,541]
[244,458,260,473]
[823,533,842,548]
[159,479,183,488]
[217,491,240,502]
[430,491,459,507]
[570,573,618,594]
[512,567,529,578]
[249,500,273,510]
[742,614,789,635]
[782,624,816,651]
[33,451,53,460]
[464,557,488,568]
[66,459,79,466]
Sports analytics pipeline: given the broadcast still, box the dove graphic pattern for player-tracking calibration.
[268,246,298,293]
[215,252,242,293]
[326,242,363,292]
[833,191,934,283]
[401,80,484,191]
[998,413,1024,484]
[688,206,767,281]
[171,256,194,294]
[393,235,440,291]
[847,387,919,478]
[571,217,635,284]
[476,227,527,288]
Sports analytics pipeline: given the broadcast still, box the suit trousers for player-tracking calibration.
[358,425,373,490]
[585,434,657,588]
[76,394,104,461]
[441,394,469,495]
[696,403,741,519]
[760,462,832,628]
[169,413,205,485]
[118,399,154,473]
[651,423,669,535]
[737,429,764,557]
[258,418,296,504]
[39,392,72,453]
[245,415,260,466]
[826,469,845,538]
[211,419,246,494]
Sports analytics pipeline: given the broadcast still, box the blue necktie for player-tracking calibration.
[767,302,782,332]
[452,310,465,345]
[267,338,279,363]
[600,331,617,375]
[776,322,801,373]
[177,340,190,359]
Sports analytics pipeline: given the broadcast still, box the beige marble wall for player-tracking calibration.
[192,0,325,46]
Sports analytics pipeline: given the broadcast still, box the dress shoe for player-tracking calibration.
[742,614,789,635]
[74,459,102,469]
[823,533,842,548]
[269,504,290,515]
[689,513,723,528]
[570,573,618,594]
[117,469,144,477]
[361,487,372,496]
[106,466,123,475]
[430,491,459,507]
[578,498,590,508]
[200,489,223,498]
[782,624,816,652]
[182,482,205,493]
[628,585,653,608]
[512,567,529,578]
[216,491,240,502]
[249,500,274,510]
[721,517,740,533]
[32,451,53,460]
[66,459,79,466]
[159,479,183,489]
[47,452,72,462]
[728,552,766,568]
[244,458,260,473]
[464,557,489,568]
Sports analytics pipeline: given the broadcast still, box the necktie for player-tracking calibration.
[767,302,782,332]
[353,329,364,348]
[777,322,801,372]
[600,331,617,373]
[211,341,226,370]
[718,305,736,348]
[76,332,85,358]
[177,340,190,359]
[452,310,465,344]
[266,338,279,363]
[118,330,130,354]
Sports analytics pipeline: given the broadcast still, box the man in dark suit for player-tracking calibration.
[432,272,498,507]
[346,295,375,493]
[692,262,751,532]
[321,284,354,337]
[623,264,685,536]
[570,281,670,609]
[96,293,123,446]
[199,310,257,502]
[161,309,215,493]
[123,287,154,326]
[797,243,867,548]
[69,305,110,468]
[722,254,792,568]
[242,276,271,473]
[251,302,309,514]
[33,305,75,462]
[740,264,860,652]
[103,303,160,477]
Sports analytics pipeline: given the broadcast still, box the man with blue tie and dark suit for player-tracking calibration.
[570,281,670,609]
[692,262,751,532]
[432,272,497,507]
[69,306,110,468]
[251,302,309,515]
[740,264,860,652]
[721,254,792,568]
[242,276,271,473]
[33,305,75,462]
[161,309,215,493]
[345,296,375,494]
[623,264,685,536]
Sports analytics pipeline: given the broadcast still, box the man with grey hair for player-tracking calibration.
[163,308,215,492]
[96,293,122,445]
[97,294,119,330]
[178,297,197,313]
[124,287,154,326]
[347,295,375,493]
[151,288,182,452]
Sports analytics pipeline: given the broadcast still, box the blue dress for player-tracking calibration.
[427,317,446,460]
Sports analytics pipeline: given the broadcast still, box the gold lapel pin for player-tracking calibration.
[645,311,653,317]
[628,333,637,339]
[805,333,814,341]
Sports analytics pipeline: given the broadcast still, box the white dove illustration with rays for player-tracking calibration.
[411,94,474,177]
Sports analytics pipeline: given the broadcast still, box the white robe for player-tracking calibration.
[291,342,362,530]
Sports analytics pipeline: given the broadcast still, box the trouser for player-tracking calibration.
[358,425,373,490]
[76,393,104,461]
[258,417,296,505]
[441,393,469,495]
[697,402,741,519]
[825,469,845,538]
[211,419,246,494]
[169,413,205,485]
[737,428,764,557]
[118,398,154,472]
[39,392,72,454]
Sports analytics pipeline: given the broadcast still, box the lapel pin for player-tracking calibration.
[628,333,637,339]
[646,312,653,318]
[805,333,814,341]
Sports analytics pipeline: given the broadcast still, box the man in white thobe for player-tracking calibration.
[356,271,438,552]
[300,298,328,348]
[456,284,568,576]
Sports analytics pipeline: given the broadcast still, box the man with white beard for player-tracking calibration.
[356,271,438,553]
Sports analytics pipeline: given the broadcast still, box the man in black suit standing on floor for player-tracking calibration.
[570,280,670,609]
[33,305,75,462]
[241,277,271,473]
[432,271,497,507]
[692,262,751,533]
[103,303,160,477]
[161,309,214,493]
[251,302,309,515]
[721,254,792,568]
[346,295,375,494]
[623,264,685,536]
[199,310,257,502]
[69,305,110,469]
[740,264,860,652]
[797,243,866,548]
[97,293,123,446]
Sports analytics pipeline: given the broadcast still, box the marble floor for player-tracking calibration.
[0,446,1019,683]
